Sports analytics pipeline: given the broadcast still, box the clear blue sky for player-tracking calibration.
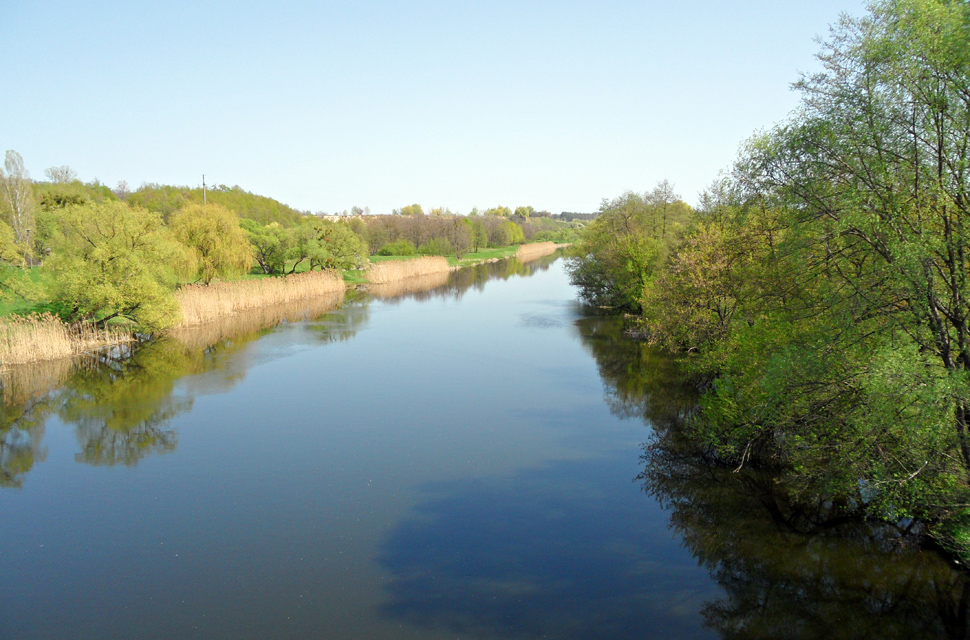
[1,0,865,214]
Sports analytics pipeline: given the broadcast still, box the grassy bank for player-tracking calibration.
[0,244,551,366]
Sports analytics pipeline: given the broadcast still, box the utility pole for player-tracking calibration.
[202,174,207,206]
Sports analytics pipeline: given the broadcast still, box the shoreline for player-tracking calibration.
[1,248,565,368]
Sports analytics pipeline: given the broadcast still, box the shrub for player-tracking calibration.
[417,237,453,256]
[377,238,417,256]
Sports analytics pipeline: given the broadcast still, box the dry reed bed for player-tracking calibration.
[367,271,451,299]
[0,314,134,367]
[516,241,558,263]
[366,256,450,284]
[170,290,345,351]
[177,269,345,326]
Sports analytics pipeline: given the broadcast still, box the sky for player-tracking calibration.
[1,0,866,214]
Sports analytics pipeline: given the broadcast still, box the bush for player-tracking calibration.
[417,237,453,256]
[377,239,417,256]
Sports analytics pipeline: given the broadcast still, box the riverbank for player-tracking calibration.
[0,313,134,367]
[1,248,560,367]
[515,241,557,262]
[177,269,345,326]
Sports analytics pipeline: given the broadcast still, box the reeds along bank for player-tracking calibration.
[367,272,451,299]
[0,314,133,367]
[365,256,450,284]
[170,290,345,352]
[515,242,557,263]
[176,269,345,326]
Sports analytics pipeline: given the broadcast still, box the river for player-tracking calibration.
[1,256,967,639]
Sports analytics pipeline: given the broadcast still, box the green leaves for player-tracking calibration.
[47,201,186,331]
[170,203,253,284]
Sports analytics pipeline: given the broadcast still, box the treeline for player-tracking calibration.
[0,167,370,332]
[568,0,970,544]
[0,161,581,334]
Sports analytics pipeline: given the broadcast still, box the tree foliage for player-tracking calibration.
[241,219,290,274]
[47,201,190,331]
[566,186,692,310]
[170,203,253,284]
[601,0,970,523]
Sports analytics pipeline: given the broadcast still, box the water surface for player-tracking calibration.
[1,257,967,639]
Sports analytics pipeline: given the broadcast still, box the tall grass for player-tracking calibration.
[367,272,451,299]
[366,256,450,284]
[0,313,133,367]
[177,269,345,326]
[171,290,345,351]
[515,241,557,263]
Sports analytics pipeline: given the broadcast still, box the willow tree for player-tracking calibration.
[48,201,191,331]
[170,203,253,284]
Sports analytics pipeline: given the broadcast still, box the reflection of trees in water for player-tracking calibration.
[575,311,970,639]
[2,291,367,479]
[574,313,696,436]
[59,340,194,466]
[643,451,970,639]
[306,291,370,344]
[369,254,561,305]
[0,359,71,486]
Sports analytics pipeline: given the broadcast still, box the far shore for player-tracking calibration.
[0,244,567,368]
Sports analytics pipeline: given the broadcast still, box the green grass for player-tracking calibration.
[0,267,51,317]
[450,246,518,267]
[368,246,519,268]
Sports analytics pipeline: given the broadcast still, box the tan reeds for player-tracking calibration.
[367,271,451,299]
[515,241,558,263]
[0,313,133,367]
[170,290,345,351]
[366,256,450,284]
[176,269,345,326]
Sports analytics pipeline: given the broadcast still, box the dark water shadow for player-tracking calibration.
[642,446,970,640]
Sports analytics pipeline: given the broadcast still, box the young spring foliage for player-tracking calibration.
[47,201,192,331]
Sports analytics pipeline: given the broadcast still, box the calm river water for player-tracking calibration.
[2,256,968,639]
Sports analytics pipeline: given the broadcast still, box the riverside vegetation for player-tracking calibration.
[0,164,582,364]
[567,0,970,556]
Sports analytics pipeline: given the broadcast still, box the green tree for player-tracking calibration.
[399,203,424,216]
[448,217,472,259]
[471,218,488,252]
[740,0,970,474]
[241,219,290,274]
[170,203,253,284]
[629,0,970,523]
[484,206,512,217]
[566,191,677,310]
[47,201,190,331]
[316,220,369,270]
